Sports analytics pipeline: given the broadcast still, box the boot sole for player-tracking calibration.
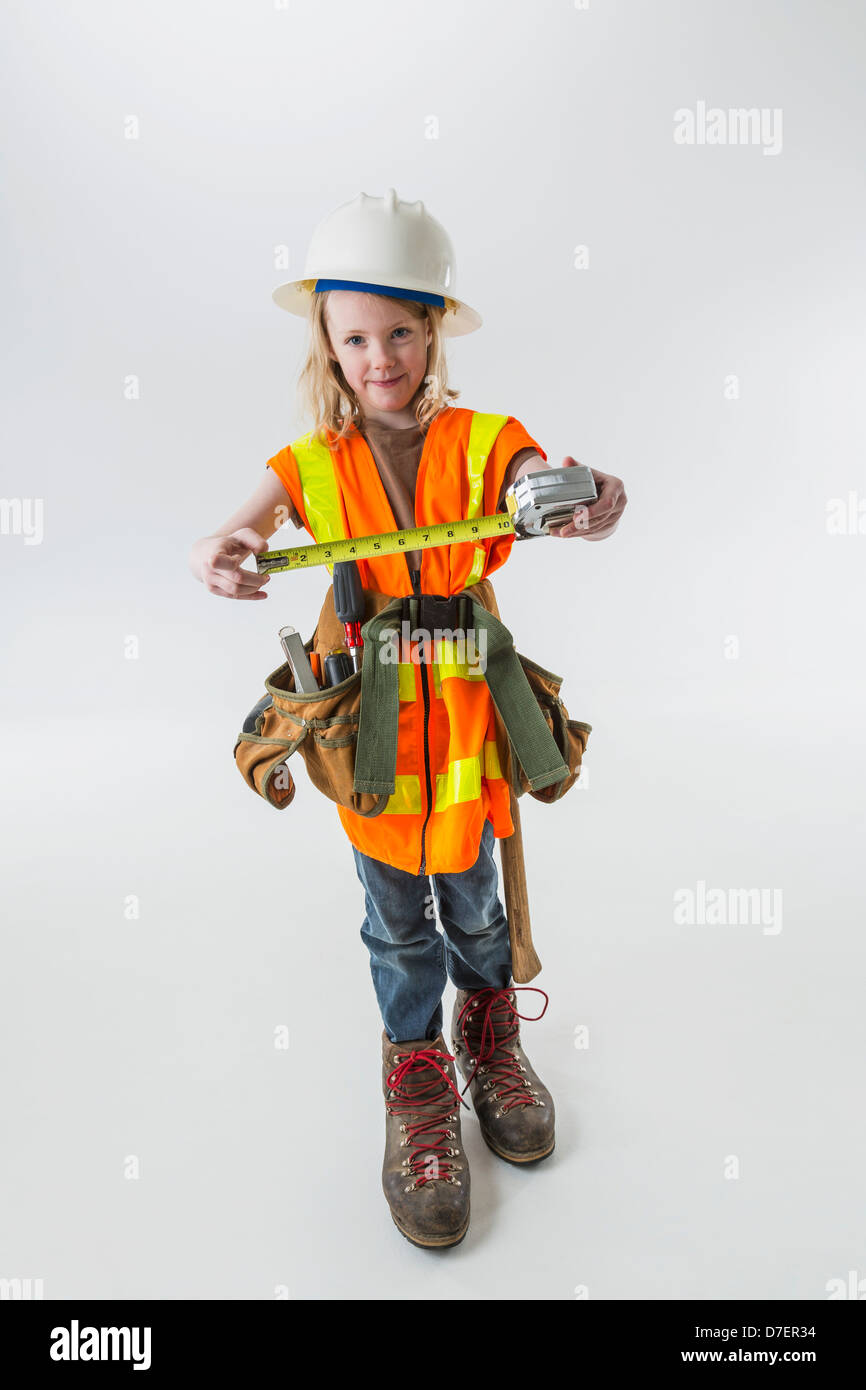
[480,1131,555,1165]
[390,1209,470,1249]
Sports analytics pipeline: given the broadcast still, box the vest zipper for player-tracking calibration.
[411,568,434,876]
[418,656,433,877]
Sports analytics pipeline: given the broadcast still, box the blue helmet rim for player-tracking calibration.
[313,278,445,307]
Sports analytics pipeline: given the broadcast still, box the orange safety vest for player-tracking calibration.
[266,406,546,876]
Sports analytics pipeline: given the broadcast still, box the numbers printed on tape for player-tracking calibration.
[256,514,515,574]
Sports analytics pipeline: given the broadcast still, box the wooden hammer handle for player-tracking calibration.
[499,788,542,983]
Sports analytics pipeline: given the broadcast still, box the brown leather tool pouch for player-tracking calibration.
[507,654,591,803]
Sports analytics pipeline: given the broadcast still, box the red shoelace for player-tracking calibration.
[385,1047,468,1187]
[456,986,549,1109]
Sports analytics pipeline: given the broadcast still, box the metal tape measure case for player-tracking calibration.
[505,466,597,537]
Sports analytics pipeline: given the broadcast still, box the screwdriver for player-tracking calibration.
[333,560,364,672]
[324,649,355,686]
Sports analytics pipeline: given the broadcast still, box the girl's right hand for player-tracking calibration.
[190,528,271,600]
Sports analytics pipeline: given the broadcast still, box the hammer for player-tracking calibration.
[498,788,542,983]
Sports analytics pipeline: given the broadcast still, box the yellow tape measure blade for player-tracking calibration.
[256,513,515,575]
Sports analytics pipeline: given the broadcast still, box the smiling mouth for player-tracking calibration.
[369,375,405,387]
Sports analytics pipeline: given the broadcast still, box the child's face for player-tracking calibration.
[324,291,432,425]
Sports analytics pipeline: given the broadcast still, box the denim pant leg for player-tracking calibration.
[431,820,513,992]
[351,846,446,1045]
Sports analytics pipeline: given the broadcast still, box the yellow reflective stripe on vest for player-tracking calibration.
[435,636,485,682]
[398,662,443,700]
[381,774,423,816]
[466,547,486,585]
[397,651,485,702]
[379,743,505,815]
[380,761,478,814]
[290,431,344,575]
[436,756,481,808]
[465,412,508,587]
[397,662,415,702]
[483,738,502,780]
[466,413,508,516]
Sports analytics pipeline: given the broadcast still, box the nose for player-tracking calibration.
[369,338,397,370]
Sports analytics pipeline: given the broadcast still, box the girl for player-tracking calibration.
[188,189,626,1249]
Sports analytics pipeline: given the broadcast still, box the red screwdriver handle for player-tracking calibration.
[334,561,364,669]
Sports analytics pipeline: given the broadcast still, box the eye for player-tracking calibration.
[345,335,363,346]
[392,327,409,338]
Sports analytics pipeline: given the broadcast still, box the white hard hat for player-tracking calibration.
[272,188,482,337]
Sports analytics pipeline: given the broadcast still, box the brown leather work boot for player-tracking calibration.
[451,985,555,1164]
[381,1031,471,1248]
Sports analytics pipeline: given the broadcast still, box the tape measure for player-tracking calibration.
[255,512,516,575]
[254,467,597,574]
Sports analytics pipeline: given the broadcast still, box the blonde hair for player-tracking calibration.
[297,291,459,445]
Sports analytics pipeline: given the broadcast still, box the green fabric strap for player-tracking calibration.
[353,598,404,795]
[471,603,570,790]
[353,597,569,796]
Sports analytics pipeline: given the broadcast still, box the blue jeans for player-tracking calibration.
[351,820,513,1043]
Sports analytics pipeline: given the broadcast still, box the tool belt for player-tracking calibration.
[233,578,591,812]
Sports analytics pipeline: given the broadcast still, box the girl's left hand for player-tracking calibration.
[548,458,627,540]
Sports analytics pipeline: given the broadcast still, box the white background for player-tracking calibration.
[2,0,864,1299]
